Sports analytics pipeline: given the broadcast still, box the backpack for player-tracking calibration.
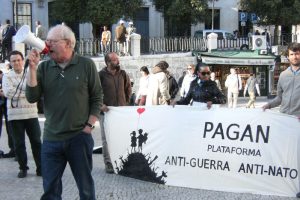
[169,76,179,99]
[120,69,132,104]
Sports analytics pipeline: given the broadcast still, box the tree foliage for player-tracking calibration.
[239,0,300,26]
[50,0,144,37]
[151,0,208,36]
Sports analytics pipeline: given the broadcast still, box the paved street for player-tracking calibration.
[0,98,296,200]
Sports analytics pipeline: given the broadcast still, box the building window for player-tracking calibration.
[13,3,32,30]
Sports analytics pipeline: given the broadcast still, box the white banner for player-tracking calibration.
[104,106,300,197]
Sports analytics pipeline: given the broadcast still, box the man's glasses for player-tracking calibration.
[45,39,67,44]
[200,71,211,76]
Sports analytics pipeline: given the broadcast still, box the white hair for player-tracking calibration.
[48,24,76,49]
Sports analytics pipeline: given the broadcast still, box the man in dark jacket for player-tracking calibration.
[98,52,131,173]
[174,63,226,109]
[1,19,16,62]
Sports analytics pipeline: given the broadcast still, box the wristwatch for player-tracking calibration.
[85,122,95,129]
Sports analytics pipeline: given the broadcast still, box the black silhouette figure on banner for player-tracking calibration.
[115,130,167,184]
[145,153,151,162]
[130,131,137,152]
[153,166,159,172]
[119,155,126,165]
[137,129,148,152]
[114,161,120,172]
[148,155,158,166]
[158,171,168,181]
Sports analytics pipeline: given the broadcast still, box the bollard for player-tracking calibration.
[207,33,218,51]
[130,33,141,57]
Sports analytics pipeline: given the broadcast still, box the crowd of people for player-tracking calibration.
[0,21,300,199]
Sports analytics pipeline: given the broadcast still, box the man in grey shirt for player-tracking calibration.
[263,43,300,117]
[263,42,300,198]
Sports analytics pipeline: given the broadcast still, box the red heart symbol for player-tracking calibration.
[137,108,145,115]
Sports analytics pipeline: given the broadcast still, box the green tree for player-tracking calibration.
[151,0,208,36]
[239,0,300,44]
[50,0,144,37]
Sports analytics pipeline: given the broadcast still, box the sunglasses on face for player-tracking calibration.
[200,71,211,76]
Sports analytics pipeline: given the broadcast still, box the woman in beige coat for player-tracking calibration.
[146,61,171,106]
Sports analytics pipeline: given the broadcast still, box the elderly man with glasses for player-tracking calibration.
[26,24,103,200]
[173,63,226,109]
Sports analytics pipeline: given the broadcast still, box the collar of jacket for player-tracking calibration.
[103,66,122,75]
[152,66,164,74]
[196,78,214,85]
[49,52,77,68]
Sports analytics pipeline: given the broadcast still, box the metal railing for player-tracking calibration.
[217,38,250,49]
[148,37,207,54]
[271,34,298,46]
[76,39,128,56]
[75,37,207,56]
[74,34,298,56]
[217,34,299,50]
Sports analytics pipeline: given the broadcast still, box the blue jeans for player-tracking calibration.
[100,114,112,166]
[40,132,95,200]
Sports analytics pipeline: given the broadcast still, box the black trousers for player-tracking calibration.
[1,42,12,62]
[9,118,42,171]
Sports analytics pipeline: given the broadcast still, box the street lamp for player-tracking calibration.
[15,0,18,29]
[211,0,214,32]
[210,0,218,32]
